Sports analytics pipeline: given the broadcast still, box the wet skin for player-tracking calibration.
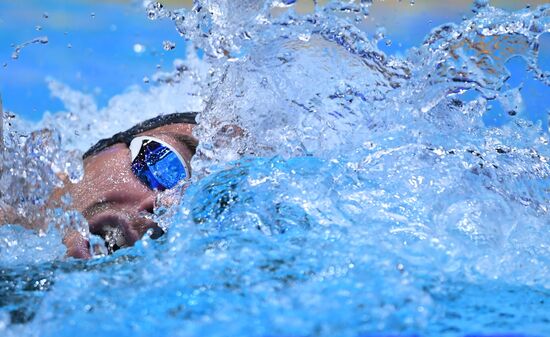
[62,122,196,258]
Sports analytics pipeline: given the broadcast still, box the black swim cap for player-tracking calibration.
[83,112,198,159]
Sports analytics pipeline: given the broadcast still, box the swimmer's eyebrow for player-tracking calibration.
[82,200,112,219]
[173,134,198,155]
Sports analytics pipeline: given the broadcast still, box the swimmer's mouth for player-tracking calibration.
[88,214,133,254]
[101,224,127,254]
[87,213,163,254]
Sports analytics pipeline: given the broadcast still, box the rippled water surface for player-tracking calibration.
[1,1,549,336]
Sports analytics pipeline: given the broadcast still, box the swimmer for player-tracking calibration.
[2,111,198,259]
[66,112,199,258]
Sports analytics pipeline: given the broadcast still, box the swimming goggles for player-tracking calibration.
[129,136,190,191]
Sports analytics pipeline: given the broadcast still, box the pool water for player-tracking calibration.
[1,1,549,336]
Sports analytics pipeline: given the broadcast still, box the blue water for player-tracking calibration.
[1,1,549,337]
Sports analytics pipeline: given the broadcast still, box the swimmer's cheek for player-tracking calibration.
[50,181,89,259]
[0,206,7,225]
[0,204,39,230]
[48,174,74,208]
[63,230,91,259]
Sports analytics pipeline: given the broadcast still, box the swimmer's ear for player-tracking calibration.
[218,124,246,138]
[213,124,247,148]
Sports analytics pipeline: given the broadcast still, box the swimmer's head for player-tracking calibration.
[62,112,199,258]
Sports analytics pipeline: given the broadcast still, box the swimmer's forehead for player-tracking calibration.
[139,122,194,137]
[83,112,198,160]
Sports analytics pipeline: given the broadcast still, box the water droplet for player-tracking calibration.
[133,43,146,53]
[374,27,386,44]
[397,263,405,272]
[67,43,72,49]
[147,1,165,20]
[385,39,392,47]
[42,12,49,19]
[90,12,96,18]
[2,63,7,68]
[35,25,42,31]
[409,0,415,5]
[298,33,311,42]
[163,40,176,51]
[143,76,150,84]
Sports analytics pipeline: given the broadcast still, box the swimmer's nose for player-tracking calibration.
[134,195,165,240]
[64,230,92,259]
[138,195,156,215]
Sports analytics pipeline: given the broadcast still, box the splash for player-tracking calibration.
[1,1,549,336]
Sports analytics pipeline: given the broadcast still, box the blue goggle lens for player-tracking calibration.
[131,139,188,191]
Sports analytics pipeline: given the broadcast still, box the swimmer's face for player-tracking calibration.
[63,122,197,258]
